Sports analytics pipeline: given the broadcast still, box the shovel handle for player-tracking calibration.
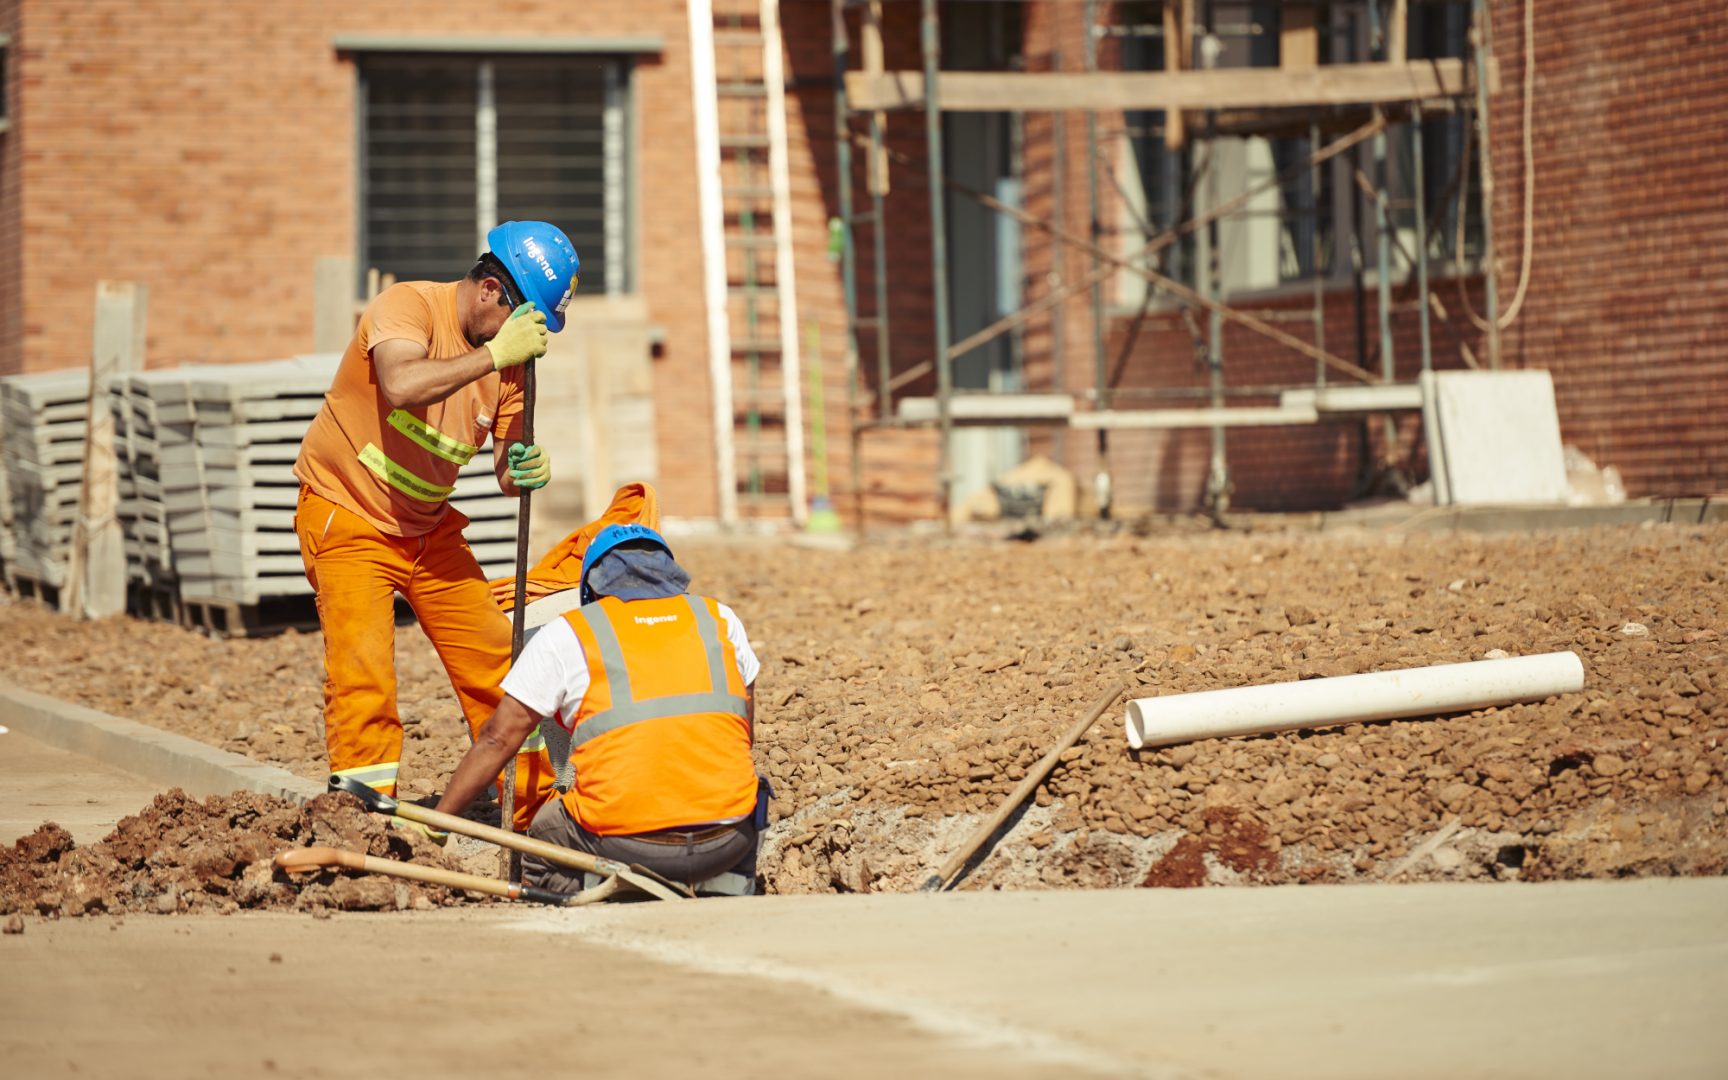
[274,846,572,906]
[393,801,612,876]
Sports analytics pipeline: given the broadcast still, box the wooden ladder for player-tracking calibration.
[694,0,806,525]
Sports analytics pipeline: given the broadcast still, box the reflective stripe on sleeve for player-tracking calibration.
[386,409,480,465]
[519,726,547,754]
[358,443,456,503]
[333,761,400,793]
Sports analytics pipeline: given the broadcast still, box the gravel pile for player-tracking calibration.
[2,521,1723,896]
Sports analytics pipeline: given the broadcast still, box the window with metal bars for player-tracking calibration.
[357,53,631,294]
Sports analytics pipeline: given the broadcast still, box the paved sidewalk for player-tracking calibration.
[514,880,1728,1079]
[0,727,161,845]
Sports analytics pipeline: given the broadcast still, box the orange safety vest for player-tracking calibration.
[558,593,756,836]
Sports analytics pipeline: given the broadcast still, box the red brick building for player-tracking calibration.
[0,1,1721,522]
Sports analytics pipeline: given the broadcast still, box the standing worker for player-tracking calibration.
[433,525,769,896]
[294,221,580,830]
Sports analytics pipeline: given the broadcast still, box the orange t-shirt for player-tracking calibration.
[294,281,524,538]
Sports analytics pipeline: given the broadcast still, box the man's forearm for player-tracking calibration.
[435,697,541,815]
[381,347,497,410]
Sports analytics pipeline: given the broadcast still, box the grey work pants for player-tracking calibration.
[523,797,758,895]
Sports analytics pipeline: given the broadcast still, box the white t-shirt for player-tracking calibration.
[502,601,760,732]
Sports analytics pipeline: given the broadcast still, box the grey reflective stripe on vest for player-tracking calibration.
[573,596,747,750]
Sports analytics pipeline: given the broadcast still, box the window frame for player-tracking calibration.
[348,43,643,297]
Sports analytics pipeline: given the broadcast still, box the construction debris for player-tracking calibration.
[0,790,483,917]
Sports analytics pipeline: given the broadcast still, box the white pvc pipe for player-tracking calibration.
[1124,651,1585,750]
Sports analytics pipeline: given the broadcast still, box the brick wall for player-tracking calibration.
[1482,0,1728,499]
[0,0,20,369]
[4,0,726,518]
[9,1,1723,524]
[812,0,1728,516]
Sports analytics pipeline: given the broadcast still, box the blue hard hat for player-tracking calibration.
[486,221,581,333]
[580,524,674,605]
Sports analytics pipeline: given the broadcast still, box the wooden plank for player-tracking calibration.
[1071,406,1322,431]
[846,59,1496,112]
[1281,2,1318,71]
[861,0,890,196]
[1162,0,1189,149]
[312,256,357,353]
[65,282,147,619]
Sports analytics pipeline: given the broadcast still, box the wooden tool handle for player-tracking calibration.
[274,846,569,905]
[919,681,1128,892]
[396,802,611,876]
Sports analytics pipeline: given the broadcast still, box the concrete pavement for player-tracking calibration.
[0,727,162,845]
[513,880,1728,1079]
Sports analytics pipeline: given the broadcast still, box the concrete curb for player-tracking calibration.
[0,681,324,802]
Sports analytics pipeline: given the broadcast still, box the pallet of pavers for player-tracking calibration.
[165,355,338,635]
[130,365,226,622]
[0,368,92,605]
[112,370,186,619]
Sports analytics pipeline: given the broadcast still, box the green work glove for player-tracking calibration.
[390,817,448,847]
[485,302,550,372]
[507,442,551,490]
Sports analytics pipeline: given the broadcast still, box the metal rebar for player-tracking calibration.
[833,0,866,532]
[920,0,953,518]
[1083,0,1109,517]
[1049,34,1067,422]
[1471,0,1501,368]
[1199,3,1227,514]
[1309,119,1326,388]
[869,112,892,418]
[1412,102,1433,372]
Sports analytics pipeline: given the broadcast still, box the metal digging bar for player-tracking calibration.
[500,352,537,882]
[918,682,1127,893]
[328,774,692,902]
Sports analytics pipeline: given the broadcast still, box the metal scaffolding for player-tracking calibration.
[830,0,1502,524]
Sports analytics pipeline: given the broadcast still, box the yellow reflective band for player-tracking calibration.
[519,728,547,754]
[386,409,479,465]
[359,443,455,503]
[334,761,400,792]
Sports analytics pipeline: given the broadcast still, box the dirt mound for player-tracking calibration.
[2,522,1724,894]
[0,791,483,917]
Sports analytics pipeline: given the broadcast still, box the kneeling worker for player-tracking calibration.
[434,524,765,895]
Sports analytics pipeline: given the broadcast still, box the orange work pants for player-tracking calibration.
[295,486,554,831]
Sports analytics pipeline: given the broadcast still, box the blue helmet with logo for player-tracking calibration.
[580,524,674,605]
[486,221,581,333]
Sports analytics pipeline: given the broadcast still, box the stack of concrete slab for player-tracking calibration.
[0,369,92,599]
[161,355,337,608]
[112,366,214,607]
[7,355,523,626]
